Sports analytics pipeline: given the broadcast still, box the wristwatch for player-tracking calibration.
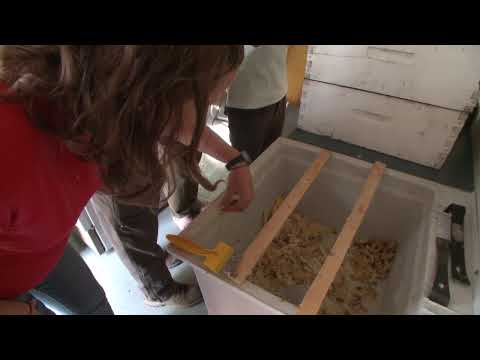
[226,151,252,171]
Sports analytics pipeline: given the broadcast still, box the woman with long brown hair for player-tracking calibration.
[0,45,252,314]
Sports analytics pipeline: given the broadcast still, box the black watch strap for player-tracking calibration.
[226,151,251,171]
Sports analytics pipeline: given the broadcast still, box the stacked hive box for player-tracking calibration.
[298,45,480,169]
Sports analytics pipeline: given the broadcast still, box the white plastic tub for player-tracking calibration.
[167,138,479,315]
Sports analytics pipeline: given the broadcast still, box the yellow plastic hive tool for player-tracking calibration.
[166,235,234,274]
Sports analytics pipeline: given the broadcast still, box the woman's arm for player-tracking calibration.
[166,99,254,212]
[197,127,253,212]
[174,99,239,161]
[0,299,38,315]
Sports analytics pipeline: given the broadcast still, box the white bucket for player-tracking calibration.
[167,138,479,315]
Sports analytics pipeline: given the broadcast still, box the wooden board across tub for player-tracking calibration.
[233,149,387,315]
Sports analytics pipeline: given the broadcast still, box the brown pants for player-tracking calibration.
[226,96,287,161]
[110,150,201,301]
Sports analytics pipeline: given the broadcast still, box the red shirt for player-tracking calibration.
[0,91,102,299]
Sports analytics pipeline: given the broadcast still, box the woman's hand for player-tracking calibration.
[0,299,39,315]
[220,166,254,212]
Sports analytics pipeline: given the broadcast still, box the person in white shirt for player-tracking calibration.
[226,45,288,161]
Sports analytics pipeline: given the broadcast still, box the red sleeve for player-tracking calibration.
[0,85,101,299]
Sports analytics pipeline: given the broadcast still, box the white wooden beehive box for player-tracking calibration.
[298,45,480,169]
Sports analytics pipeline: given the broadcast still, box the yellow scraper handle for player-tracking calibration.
[166,235,214,257]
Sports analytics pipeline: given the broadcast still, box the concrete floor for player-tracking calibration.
[79,209,208,315]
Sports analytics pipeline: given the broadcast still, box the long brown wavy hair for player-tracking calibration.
[0,45,244,206]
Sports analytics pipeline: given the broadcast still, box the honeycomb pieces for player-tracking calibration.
[248,198,398,315]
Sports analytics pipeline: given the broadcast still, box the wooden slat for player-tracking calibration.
[287,45,309,106]
[297,162,386,315]
[233,150,331,284]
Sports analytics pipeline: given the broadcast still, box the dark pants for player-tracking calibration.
[111,203,175,302]
[227,96,287,161]
[18,243,114,315]
[111,151,201,302]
